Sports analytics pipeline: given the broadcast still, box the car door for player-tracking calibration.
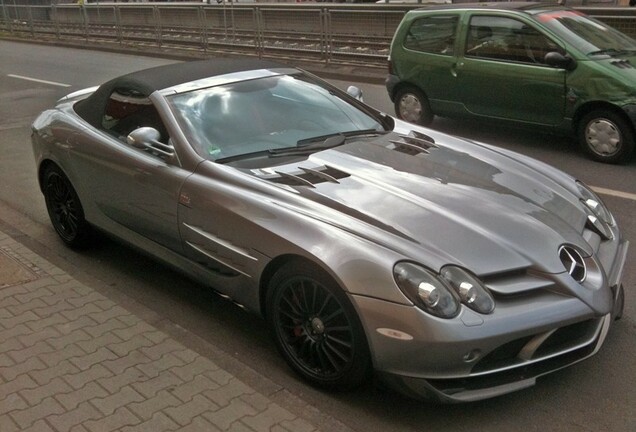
[456,13,567,126]
[396,13,463,114]
[67,90,190,253]
[176,161,265,279]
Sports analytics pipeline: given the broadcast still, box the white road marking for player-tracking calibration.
[592,186,636,202]
[7,74,71,88]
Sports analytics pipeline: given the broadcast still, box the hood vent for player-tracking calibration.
[610,59,633,69]
[267,165,350,188]
[390,130,438,156]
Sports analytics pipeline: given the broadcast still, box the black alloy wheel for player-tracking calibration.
[43,165,93,248]
[267,260,371,390]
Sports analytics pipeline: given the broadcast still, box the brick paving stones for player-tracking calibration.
[0,232,320,431]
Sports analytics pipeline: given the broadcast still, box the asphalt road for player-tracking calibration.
[0,40,634,432]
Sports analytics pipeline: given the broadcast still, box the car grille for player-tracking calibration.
[425,317,605,395]
[472,318,602,373]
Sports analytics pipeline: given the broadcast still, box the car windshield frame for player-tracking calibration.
[533,9,636,57]
[165,72,386,164]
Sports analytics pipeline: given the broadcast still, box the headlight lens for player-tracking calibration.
[583,207,614,240]
[393,262,460,318]
[576,181,613,226]
[440,266,495,314]
[394,262,496,318]
[576,181,614,240]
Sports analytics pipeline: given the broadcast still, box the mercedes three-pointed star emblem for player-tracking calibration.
[559,246,587,283]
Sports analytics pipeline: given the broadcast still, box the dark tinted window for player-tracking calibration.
[404,15,458,56]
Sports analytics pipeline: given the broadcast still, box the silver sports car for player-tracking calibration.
[32,59,628,402]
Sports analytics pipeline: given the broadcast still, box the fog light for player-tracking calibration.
[463,349,481,363]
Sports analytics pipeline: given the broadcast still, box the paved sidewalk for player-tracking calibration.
[0,228,321,432]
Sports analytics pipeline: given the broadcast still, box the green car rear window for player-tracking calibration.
[404,15,458,56]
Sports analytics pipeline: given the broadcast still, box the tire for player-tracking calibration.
[578,110,635,164]
[266,259,371,390]
[394,86,434,126]
[42,165,94,249]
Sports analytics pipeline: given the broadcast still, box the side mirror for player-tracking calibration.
[544,51,576,71]
[347,85,364,102]
[127,127,175,159]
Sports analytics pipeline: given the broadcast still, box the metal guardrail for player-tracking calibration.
[1,4,635,67]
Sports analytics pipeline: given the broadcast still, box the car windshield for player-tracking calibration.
[166,74,384,162]
[534,9,636,56]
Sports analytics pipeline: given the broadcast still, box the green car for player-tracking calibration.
[386,3,636,163]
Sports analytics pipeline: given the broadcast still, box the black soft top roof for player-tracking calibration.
[74,58,287,128]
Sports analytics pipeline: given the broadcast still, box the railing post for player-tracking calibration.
[153,6,162,47]
[51,4,59,40]
[320,7,332,65]
[1,0,10,33]
[198,6,207,53]
[254,7,263,58]
[5,2,14,34]
[229,3,236,41]
[81,3,89,42]
[114,6,122,45]
[28,5,34,38]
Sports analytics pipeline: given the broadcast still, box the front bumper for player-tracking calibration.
[353,238,628,402]
[377,312,613,403]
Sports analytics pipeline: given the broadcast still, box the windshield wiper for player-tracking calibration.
[268,129,388,157]
[296,129,387,146]
[215,149,272,164]
[216,129,389,162]
[214,137,349,163]
[268,134,346,156]
[587,48,636,57]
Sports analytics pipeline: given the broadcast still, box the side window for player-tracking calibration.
[465,16,562,64]
[102,89,168,143]
[403,15,458,56]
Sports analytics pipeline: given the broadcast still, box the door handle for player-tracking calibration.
[451,62,464,77]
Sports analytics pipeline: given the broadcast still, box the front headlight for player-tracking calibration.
[394,262,496,318]
[440,266,495,314]
[576,181,614,240]
[393,262,460,318]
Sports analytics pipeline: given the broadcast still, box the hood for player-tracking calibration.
[252,128,592,277]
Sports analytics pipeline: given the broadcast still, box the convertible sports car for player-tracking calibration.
[32,59,628,402]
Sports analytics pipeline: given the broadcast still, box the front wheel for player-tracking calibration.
[266,260,371,390]
[394,86,434,126]
[578,110,634,164]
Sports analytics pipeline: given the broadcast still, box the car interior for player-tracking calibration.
[102,88,169,144]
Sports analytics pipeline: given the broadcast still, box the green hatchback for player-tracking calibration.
[386,3,636,163]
